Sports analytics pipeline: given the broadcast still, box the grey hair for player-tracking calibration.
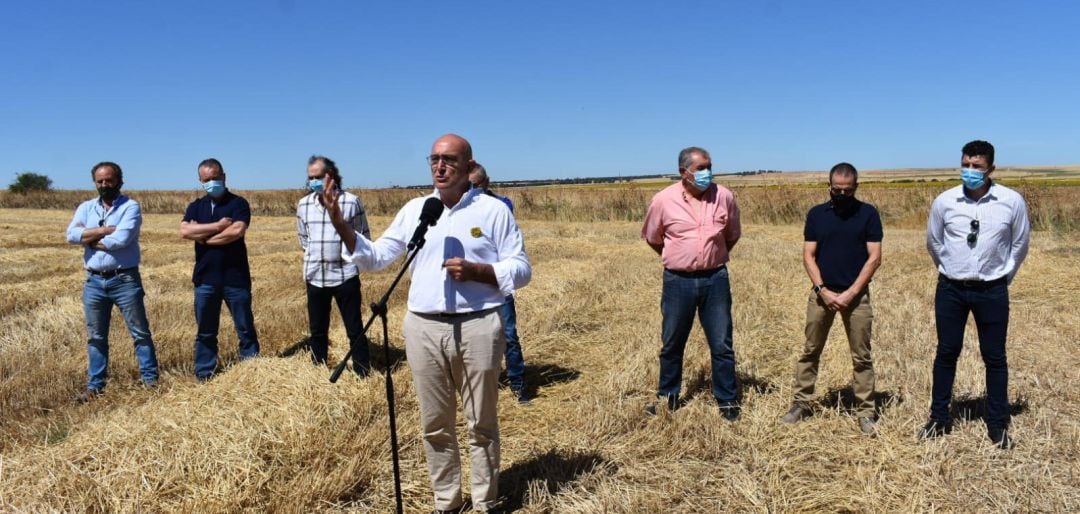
[678,147,710,170]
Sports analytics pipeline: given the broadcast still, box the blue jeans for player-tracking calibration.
[658,267,738,404]
[500,295,525,391]
[83,269,159,390]
[931,277,1010,429]
[194,283,260,379]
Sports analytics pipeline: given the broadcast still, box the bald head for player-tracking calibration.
[429,133,476,202]
[432,134,473,161]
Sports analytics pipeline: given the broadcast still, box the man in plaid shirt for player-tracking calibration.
[297,155,372,376]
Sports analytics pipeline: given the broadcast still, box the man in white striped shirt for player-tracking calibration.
[296,155,372,376]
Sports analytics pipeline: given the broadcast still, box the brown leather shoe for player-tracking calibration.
[780,404,810,424]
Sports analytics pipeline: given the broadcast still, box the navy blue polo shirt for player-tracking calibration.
[183,190,252,288]
[804,199,883,290]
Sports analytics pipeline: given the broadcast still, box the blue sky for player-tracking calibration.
[2,1,1078,190]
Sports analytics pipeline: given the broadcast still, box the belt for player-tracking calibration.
[414,306,498,320]
[87,267,137,278]
[665,265,726,278]
[940,274,1006,289]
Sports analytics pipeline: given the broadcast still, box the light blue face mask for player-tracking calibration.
[308,178,324,194]
[203,180,225,198]
[960,168,987,190]
[691,168,713,190]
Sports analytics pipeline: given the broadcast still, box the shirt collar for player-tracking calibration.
[956,180,998,202]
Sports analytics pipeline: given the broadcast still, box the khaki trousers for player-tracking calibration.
[404,308,505,512]
[793,289,876,417]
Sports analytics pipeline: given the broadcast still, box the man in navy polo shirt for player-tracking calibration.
[179,158,261,381]
[781,162,883,436]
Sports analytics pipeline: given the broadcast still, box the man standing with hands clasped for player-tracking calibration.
[922,140,1030,449]
[325,134,531,513]
[780,162,882,436]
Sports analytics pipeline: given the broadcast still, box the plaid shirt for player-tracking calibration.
[297,190,371,287]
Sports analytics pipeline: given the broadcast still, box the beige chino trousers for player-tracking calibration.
[793,289,876,417]
[404,308,505,512]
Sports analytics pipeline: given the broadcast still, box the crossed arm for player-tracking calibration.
[180,218,247,245]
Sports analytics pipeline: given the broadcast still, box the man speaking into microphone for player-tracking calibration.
[324,134,531,514]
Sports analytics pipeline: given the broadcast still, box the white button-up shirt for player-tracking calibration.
[343,187,531,314]
[927,182,1031,283]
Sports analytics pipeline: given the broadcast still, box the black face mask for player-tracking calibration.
[97,186,121,202]
[831,193,855,210]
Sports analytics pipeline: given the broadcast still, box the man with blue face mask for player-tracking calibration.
[296,155,372,375]
[179,158,260,381]
[922,140,1031,449]
[641,146,743,421]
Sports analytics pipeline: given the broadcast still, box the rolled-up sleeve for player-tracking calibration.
[99,201,141,250]
[491,211,531,296]
[66,203,87,244]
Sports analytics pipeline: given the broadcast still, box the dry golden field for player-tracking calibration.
[1,182,1079,512]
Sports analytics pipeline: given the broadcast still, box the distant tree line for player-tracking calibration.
[391,170,784,189]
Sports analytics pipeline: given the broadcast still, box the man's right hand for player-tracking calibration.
[322,178,344,226]
[217,217,234,230]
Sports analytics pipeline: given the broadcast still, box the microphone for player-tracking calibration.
[407,197,445,250]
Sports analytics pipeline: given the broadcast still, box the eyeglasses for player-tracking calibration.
[427,154,464,167]
[967,219,980,245]
[98,219,105,227]
[829,186,856,196]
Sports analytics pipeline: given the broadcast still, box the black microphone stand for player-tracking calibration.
[330,239,428,514]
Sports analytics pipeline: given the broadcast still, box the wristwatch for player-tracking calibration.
[812,284,825,295]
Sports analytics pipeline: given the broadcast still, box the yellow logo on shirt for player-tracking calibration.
[470,227,483,238]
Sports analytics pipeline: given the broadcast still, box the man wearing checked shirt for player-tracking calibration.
[642,146,742,421]
[65,161,160,401]
[326,134,531,514]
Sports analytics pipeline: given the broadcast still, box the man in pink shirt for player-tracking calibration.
[641,146,742,420]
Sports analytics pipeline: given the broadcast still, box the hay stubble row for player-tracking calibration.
[0,202,1077,512]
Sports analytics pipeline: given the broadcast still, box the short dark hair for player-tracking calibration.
[308,155,342,187]
[91,161,123,182]
[962,140,995,166]
[829,162,858,183]
[198,158,225,175]
[678,147,710,170]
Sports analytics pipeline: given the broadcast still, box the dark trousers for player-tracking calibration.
[930,276,1011,429]
[658,267,738,405]
[306,276,369,374]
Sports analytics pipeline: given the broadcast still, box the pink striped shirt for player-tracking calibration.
[641,182,741,271]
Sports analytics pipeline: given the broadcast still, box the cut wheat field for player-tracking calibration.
[1,198,1078,511]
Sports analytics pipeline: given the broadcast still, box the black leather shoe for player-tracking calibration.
[645,394,679,416]
[918,420,952,439]
[719,403,741,422]
[74,388,103,403]
[988,427,1014,450]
